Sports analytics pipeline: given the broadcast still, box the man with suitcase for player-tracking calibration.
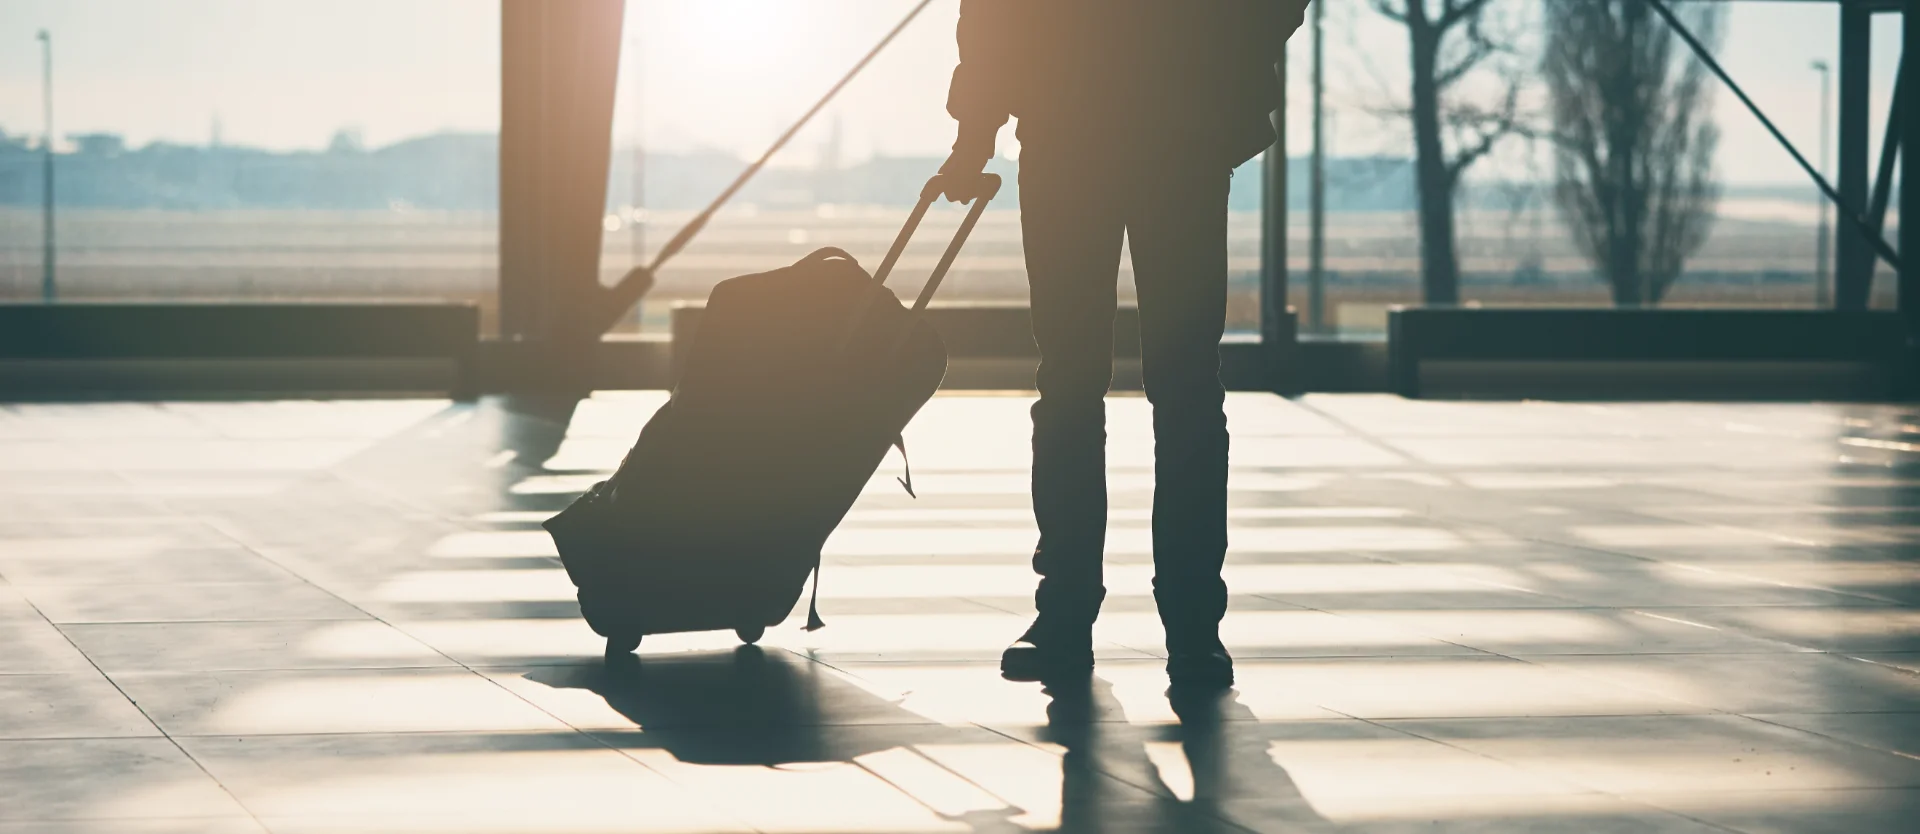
[940,0,1310,688]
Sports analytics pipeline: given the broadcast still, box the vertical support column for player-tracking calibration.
[500,0,626,354]
[1904,1,1919,337]
[1262,39,1296,390]
[1307,0,1326,334]
[38,30,54,304]
[1836,0,1872,310]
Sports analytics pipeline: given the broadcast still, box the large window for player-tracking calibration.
[600,0,1266,336]
[0,1,500,328]
[1287,1,1904,339]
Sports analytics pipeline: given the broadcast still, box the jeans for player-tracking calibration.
[1017,136,1231,644]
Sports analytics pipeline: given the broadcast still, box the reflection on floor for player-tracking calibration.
[2,393,1918,833]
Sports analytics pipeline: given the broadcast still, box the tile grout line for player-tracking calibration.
[110,416,766,829]
[439,648,768,832]
[10,584,274,833]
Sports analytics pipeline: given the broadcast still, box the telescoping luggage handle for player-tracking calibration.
[874,173,1003,312]
[835,172,1002,355]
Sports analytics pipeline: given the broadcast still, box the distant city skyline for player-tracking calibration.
[0,0,1906,186]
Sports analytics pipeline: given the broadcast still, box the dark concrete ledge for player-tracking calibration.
[0,303,479,399]
[1388,308,1914,400]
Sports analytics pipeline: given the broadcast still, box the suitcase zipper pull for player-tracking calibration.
[894,435,916,499]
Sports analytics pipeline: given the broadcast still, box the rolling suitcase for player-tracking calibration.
[543,173,1001,657]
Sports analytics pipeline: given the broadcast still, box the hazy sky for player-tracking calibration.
[0,0,1904,185]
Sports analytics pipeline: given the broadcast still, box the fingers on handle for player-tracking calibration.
[930,172,1002,204]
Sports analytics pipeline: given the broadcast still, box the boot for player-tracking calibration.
[1001,616,1095,683]
[1166,636,1234,690]
[1157,584,1232,689]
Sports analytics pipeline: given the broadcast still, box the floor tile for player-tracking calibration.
[1670,561,1920,606]
[111,669,569,736]
[0,820,266,834]
[759,611,1153,663]
[60,621,452,673]
[1631,787,1920,834]
[1854,653,1920,674]
[1330,608,1793,655]
[1386,714,1920,794]
[0,548,296,586]
[0,519,236,550]
[1092,609,1488,659]
[0,738,250,820]
[1230,657,1698,719]
[176,731,748,833]
[1215,793,1731,833]
[830,660,1341,729]
[599,721,1169,832]
[1522,653,1920,714]
[21,583,366,625]
[1473,563,1884,609]
[981,688,1556,814]
[0,619,96,675]
[1749,712,1920,759]
[0,584,38,619]
[1680,607,1920,653]
[0,672,158,739]
[482,650,944,731]
[386,616,654,666]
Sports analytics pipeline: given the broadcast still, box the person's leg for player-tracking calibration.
[1007,139,1125,677]
[1124,151,1233,684]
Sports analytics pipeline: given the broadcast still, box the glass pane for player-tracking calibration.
[1293,1,1904,340]
[603,0,1263,338]
[0,1,500,329]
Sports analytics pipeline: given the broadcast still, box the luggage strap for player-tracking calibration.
[894,435,916,499]
[803,435,916,633]
[806,562,826,632]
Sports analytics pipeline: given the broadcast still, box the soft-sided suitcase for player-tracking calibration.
[544,174,1000,656]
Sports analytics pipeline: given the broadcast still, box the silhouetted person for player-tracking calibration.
[941,1,1310,688]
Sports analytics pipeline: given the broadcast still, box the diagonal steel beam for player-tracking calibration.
[1647,0,1903,272]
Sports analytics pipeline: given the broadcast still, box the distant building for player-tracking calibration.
[69,133,126,157]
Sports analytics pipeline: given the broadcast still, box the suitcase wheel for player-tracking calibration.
[605,635,641,658]
[735,626,765,645]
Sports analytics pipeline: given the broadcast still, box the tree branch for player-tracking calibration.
[1445,80,1523,184]
[1434,14,1499,90]
[1370,0,1408,24]
[1437,0,1493,31]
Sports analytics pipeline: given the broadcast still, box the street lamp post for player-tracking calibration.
[38,29,55,303]
[1812,59,1831,309]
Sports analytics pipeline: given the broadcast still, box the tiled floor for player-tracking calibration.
[2,393,1918,833]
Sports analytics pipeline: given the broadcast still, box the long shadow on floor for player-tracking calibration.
[527,650,1319,832]
[1041,676,1325,833]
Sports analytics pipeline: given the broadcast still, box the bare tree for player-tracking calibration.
[1543,0,1723,306]
[1370,0,1529,304]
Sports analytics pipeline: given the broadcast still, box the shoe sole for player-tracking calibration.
[1000,656,1094,683]
[1167,674,1234,691]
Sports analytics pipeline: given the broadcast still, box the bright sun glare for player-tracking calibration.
[670,1,811,70]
